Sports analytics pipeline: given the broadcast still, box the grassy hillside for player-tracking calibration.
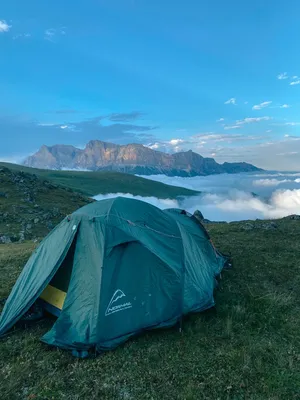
[0,166,92,240]
[0,162,199,198]
[1,218,300,399]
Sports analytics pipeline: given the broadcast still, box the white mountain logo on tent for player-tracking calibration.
[105,289,132,316]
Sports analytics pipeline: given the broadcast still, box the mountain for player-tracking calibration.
[23,140,262,176]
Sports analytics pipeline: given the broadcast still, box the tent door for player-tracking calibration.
[39,238,77,317]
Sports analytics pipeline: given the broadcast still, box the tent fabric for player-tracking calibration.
[0,197,227,354]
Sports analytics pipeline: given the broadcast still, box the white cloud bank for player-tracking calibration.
[93,172,300,222]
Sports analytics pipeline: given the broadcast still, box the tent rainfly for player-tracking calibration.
[0,197,228,357]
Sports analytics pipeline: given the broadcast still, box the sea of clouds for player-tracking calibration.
[93,171,300,222]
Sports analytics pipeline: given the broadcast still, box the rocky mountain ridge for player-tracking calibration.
[24,140,262,176]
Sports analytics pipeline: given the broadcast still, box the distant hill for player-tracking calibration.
[0,163,199,241]
[23,140,262,176]
[0,162,198,198]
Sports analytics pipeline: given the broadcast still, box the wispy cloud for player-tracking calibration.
[276,151,299,156]
[109,111,144,122]
[13,33,31,40]
[217,118,225,122]
[223,125,241,130]
[279,104,290,108]
[273,122,300,126]
[277,72,288,80]
[290,79,300,86]
[252,101,272,110]
[236,116,272,125]
[44,27,66,42]
[284,122,300,126]
[224,98,236,105]
[0,20,11,33]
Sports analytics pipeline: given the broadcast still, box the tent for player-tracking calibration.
[0,197,228,357]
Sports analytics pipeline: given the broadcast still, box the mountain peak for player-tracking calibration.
[23,140,262,176]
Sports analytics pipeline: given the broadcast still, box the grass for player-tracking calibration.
[1,218,300,399]
[0,166,91,239]
[0,162,199,198]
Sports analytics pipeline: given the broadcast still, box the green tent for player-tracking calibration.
[0,197,227,356]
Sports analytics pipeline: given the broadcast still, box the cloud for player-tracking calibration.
[217,118,225,122]
[253,178,290,186]
[236,116,272,125]
[94,193,178,210]
[147,133,266,156]
[109,111,145,122]
[252,101,272,110]
[279,104,290,108]
[135,173,300,221]
[275,122,300,126]
[0,154,29,164]
[290,80,300,86]
[277,72,288,80]
[13,33,31,40]
[0,20,10,33]
[198,135,300,170]
[44,27,66,41]
[276,151,299,156]
[224,98,236,105]
[223,125,241,130]
[169,139,184,146]
[0,114,157,159]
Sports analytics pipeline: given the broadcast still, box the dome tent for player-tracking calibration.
[0,197,228,357]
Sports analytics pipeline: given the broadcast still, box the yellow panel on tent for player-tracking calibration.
[40,285,66,311]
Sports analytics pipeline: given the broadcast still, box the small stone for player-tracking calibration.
[19,231,25,242]
[33,218,39,224]
[241,222,255,230]
[0,235,11,244]
[47,221,54,229]
[261,222,278,230]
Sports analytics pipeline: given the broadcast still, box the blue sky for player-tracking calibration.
[1,0,300,170]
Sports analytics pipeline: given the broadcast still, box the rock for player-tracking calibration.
[193,210,205,222]
[42,213,51,220]
[260,222,278,230]
[289,214,300,220]
[0,235,11,244]
[26,223,32,231]
[34,218,40,224]
[47,221,54,230]
[241,222,255,230]
[52,207,60,217]
[19,231,25,242]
